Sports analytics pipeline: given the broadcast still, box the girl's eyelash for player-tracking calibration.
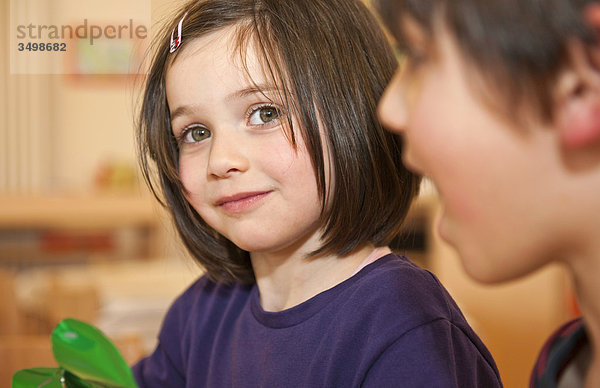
[246,103,285,127]
[246,103,277,118]
[175,126,190,144]
[176,123,206,144]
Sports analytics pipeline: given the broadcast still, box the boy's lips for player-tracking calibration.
[215,191,273,213]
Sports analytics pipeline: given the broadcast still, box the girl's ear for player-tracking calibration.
[554,4,600,150]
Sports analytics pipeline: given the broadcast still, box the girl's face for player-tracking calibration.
[166,27,325,256]
[378,21,566,283]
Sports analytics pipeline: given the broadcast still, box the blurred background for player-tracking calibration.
[0,0,578,387]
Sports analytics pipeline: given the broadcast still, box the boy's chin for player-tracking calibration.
[459,257,509,285]
[457,247,541,285]
[437,216,531,284]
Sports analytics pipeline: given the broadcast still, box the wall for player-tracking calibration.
[1,0,183,193]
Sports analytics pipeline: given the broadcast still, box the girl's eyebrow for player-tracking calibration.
[227,84,280,101]
[170,105,196,123]
[169,84,281,122]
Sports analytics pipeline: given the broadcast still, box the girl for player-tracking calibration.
[376,0,600,386]
[133,0,501,386]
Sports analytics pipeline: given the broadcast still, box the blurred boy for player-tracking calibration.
[376,1,600,387]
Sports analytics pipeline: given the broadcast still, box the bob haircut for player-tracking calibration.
[376,0,599,123]
[138,0,421,284]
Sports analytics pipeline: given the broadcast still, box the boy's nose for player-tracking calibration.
[207,130,250,178]
[378,71,408,134]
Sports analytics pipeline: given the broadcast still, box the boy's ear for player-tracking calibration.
[554,4,600,150]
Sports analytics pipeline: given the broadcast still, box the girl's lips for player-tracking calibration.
[216,191,272,213]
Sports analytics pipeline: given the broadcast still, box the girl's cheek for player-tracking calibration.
[178,158,202,194]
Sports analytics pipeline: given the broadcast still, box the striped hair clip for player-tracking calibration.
[169,12,188,53]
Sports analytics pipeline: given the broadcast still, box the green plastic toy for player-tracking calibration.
[12,318,138,388]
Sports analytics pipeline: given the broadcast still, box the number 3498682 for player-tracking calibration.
[18,42,67,52]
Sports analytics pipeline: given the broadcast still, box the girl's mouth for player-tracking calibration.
[216,191,272,213]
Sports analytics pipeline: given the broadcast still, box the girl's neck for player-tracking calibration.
[251,244,390,312]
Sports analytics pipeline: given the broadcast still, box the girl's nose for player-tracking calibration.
[206,129,250,178]
[378,71,408,134]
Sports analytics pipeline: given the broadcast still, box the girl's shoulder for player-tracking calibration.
[354,253,449,299]
[351,254,500,381]
[350,253,465,328]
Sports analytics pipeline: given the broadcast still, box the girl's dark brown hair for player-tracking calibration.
[376,0,599,122]
[137,0,420,284]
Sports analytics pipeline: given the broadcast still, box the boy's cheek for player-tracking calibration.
[402,73,425,111]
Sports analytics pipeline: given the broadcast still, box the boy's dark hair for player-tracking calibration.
[137,0,420,284]
[376,0,599,122]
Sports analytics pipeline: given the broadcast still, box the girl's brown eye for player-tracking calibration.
[259,107,279,122]
[249,105,281,125]
[182,124,211,143]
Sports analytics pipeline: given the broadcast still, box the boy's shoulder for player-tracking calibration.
[531,317,588,388]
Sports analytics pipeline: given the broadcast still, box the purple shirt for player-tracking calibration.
[133,254,501,387]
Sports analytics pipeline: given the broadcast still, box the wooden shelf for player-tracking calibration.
[0,193,162,230]
[0,193,166,262]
